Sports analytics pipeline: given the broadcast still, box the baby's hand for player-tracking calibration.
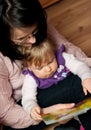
[82,78,91,95]
[30,106,42,121]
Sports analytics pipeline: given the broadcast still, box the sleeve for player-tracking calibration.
[22,75,38,115]
[0,58,37,128]
[63,52,91,80]
[47,20,91,67]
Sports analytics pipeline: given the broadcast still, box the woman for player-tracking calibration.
[0,0,90,130]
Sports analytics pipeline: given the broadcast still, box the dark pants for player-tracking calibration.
[4,74,91,130]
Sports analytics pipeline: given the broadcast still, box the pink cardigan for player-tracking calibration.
[0,53,37,128]
[0,22,91,128]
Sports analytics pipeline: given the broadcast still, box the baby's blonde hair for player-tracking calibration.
[19,38,57,68]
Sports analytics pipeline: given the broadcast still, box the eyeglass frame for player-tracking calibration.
[12,29,38,46]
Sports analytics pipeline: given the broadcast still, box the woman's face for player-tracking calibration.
[11,24,38,47]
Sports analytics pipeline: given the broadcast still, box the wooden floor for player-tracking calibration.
[46,0,91,56]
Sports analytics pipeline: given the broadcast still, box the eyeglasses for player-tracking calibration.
[13,29,38,46]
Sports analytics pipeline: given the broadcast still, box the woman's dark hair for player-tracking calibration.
[0,0,47,60]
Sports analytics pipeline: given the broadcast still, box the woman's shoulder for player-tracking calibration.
[0,52,22,76]
[0,52,9,75]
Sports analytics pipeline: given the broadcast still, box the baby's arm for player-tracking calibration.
[63,52,91,95]
[22,74,42,121]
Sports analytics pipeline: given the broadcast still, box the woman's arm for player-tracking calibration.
[47,21,91,67]
[0,55,35,128]
[42,103,75,114]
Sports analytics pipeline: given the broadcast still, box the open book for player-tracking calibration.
[42,97,91,125]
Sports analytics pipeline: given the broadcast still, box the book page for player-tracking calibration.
[42,97,91,125]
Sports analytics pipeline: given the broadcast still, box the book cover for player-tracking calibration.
[42,97,91,125]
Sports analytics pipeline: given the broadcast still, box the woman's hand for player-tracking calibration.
[42,103,75,114]
[42,103,75,124]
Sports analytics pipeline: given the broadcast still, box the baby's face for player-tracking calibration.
[30,55,58,79]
